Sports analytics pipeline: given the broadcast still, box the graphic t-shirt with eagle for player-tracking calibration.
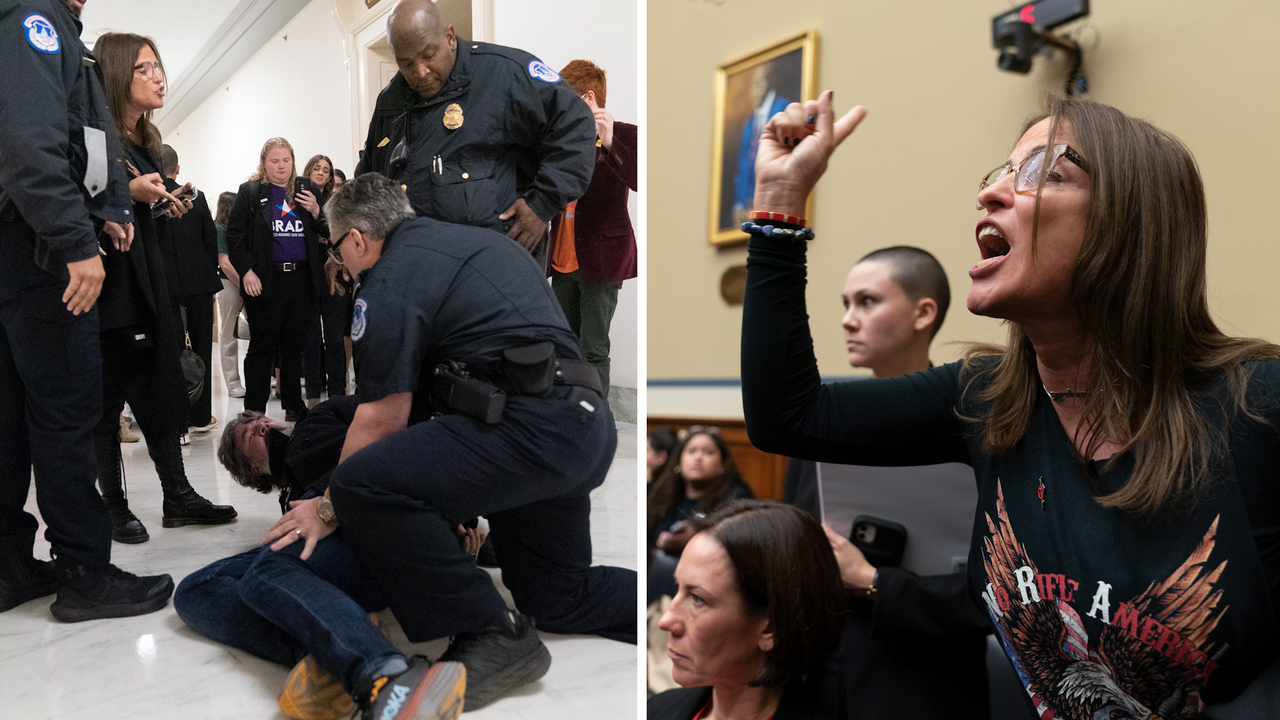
[740,237,1280,717]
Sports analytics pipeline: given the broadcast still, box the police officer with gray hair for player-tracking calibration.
[0,0,173,621]
[263,173,636,710]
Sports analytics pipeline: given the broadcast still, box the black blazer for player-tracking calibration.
[224,179,326,300]
[161,181,221,297]
[648,681,835,720]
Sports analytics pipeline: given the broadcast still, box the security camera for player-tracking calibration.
[991,0,1089,92]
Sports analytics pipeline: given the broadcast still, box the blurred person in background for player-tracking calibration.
[647,425,677,487]
[160,143,221,434]
[215,190,247,398]
[301,153,348,407]
[648,428,754,604]
[225,137,326,420]
[549,60,637,402]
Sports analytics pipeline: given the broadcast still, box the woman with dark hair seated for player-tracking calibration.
[649,500,845,719]
[648,428,755,556]
[647,425,678,487]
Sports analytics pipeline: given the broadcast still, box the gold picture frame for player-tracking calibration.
[708,30,818,246]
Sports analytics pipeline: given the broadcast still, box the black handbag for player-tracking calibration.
[178,307,206,402]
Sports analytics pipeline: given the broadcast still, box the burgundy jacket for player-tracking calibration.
[548,120,637,284]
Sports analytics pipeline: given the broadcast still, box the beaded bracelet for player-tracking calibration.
[750,210,806,226]
[741,222,815,242]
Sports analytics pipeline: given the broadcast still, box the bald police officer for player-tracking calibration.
[356,0,595,266]
[270,173,635,710]
[0,0,174,620]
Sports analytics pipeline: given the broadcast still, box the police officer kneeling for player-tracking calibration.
[296,173,635,709]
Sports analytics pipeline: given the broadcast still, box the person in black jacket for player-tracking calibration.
[783,246,991,720]
[91,32,237,544]
[0,0,176,623]
[160,144,222,433]
[225,137,327,418]
[356,0,595,266]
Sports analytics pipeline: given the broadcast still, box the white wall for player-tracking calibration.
[169,0,640,393]
[167,0,354,200]
[493,0,640,391]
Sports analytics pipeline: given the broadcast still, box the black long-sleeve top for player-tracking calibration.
[741,234,1280,716]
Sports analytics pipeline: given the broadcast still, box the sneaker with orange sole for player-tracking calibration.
[279,613,381,720]
[362,657,465,720]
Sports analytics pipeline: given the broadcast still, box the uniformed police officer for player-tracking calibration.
[355,0,596,267]
[0,0,173,621]
[266,174,636,710]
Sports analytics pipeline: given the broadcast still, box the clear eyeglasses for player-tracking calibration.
[976,143,1089,210]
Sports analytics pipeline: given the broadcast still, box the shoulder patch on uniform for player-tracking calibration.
[527,60,560,83]
[351,298,368,342]
[23,14,59,54]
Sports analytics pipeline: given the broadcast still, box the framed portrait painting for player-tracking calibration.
[708,30,817,246]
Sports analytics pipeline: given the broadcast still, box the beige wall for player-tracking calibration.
[648,0,1280,386]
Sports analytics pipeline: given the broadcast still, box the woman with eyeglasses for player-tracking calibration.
[224,138,327,419]
[91,32,237,543]
[740,93,1280,714]
[300,154,350,404]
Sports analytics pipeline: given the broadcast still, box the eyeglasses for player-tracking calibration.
[976,144,1088,210]
[327,229,351,266]
[133,61,164,79]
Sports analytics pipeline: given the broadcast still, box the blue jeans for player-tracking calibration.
[174,533,398,692]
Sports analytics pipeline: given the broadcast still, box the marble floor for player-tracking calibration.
[3,355,639,719]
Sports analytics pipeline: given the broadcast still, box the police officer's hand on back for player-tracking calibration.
[499,198,547,251]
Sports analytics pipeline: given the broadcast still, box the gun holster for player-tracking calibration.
[432,360,505,424]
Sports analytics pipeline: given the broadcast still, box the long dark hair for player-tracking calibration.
[962,95,1280,519]
[647,430,745,528]
[302,154,336,202]
[215,191,236,228]
[94,32,164,159]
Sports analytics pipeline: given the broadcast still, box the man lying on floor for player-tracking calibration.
[177,396,481,720]
[177,174,635,718]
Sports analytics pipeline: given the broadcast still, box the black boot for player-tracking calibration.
[94,432,149,544]
[151,431,238,527]
[439,610,551,710]
[50,554,173,623]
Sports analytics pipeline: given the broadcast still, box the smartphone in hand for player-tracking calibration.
[851,515,908,568]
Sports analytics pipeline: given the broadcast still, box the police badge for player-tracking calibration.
[443,103,464,130]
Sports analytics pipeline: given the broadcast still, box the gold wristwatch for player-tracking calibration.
[316,496,337,524]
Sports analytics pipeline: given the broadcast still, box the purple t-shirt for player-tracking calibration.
[269,184,307,263]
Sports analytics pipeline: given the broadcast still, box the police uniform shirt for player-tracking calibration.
[0,0,132,270]
[357,41,595,232]
[351,217,580,411]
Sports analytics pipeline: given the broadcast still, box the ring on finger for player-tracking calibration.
[295,529,302,537]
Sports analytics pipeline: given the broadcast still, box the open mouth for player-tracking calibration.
[972,223,1010,271]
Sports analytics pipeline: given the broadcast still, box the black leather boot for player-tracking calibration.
[151,431,238,527]
[94,432,149,544]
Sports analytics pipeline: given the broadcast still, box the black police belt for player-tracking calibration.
[431,341,603,424]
